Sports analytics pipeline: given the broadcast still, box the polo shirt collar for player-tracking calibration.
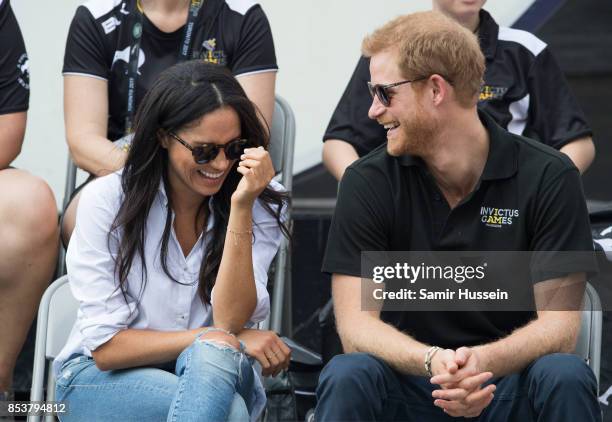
[397,153,425,168]
[479,109,518,180]
[478,9,499,60]
[396,110,517,181]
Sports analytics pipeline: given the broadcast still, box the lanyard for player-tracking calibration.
[124,0,204,135]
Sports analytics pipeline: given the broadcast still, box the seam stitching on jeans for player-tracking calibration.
[170,346,192,421]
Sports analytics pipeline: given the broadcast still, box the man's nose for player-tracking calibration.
[368,95,386,120]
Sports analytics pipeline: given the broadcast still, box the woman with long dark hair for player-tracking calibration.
[53,60,291,421]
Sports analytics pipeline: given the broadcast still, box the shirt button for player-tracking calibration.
[433,193,441,201]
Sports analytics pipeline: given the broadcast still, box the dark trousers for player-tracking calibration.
[315,352,601,421]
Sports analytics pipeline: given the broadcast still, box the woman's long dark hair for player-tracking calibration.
[109,61,290,306]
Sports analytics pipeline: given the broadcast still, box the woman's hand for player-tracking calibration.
[237,329,291,377]
[232,147,275,208]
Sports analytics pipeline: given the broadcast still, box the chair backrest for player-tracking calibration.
[46,276,79,358]
[269,95,296,193]
[262,96,296,334]
[575,282,602,385]
[29,275,78,421]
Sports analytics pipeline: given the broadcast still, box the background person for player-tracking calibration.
[322,0,595,181]
[54,61,291,421]
[61,0,278,245]
[0,0,59,402]
[316,11,600,421]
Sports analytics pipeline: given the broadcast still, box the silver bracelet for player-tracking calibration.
[425,346,442,377]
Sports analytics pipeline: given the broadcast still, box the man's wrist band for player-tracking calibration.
[425,346,442,377]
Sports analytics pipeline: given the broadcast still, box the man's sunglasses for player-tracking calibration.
[168,132,251,164]
[367,76,428,107]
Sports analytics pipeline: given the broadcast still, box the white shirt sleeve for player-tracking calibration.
[65,175,139,352]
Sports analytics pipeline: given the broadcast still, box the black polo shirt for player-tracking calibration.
[323,9,592,156]
[0,0,29,115]
[64,0,276,141]
[322,111,595,349]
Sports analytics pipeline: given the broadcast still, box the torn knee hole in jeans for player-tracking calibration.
[197,339,248,378]
[197,338,241,352]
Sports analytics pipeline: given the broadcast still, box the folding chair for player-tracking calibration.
[263,95,295,335]
[575,282,603,387]
[28,275,77,422]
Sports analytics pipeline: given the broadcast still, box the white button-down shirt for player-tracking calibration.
[54,171,285,419]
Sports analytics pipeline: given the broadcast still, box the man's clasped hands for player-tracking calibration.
[429,347,497,418]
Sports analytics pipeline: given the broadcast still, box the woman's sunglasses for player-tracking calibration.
[168,132,251,164]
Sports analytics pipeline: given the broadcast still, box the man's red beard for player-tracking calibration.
[387,101,438,157]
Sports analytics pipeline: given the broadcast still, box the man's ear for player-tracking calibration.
[158,129,169,148]
[429,74,449,106]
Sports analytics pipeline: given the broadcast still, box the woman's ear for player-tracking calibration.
[158,129,170,149]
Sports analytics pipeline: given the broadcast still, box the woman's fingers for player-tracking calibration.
[242,331,292,377]
[264,350,281,374]
[271,343,290,372]
[238,158,262,168]
[257,352,273,376]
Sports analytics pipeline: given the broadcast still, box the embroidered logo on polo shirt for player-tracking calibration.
[480,206,519,228]
[199,38,227,66]
[479,85,508,101]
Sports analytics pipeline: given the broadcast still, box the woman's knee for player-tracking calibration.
[176,329,245,375]
[196,329,241,351]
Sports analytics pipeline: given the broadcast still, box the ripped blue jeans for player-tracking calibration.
[55,329,256,422]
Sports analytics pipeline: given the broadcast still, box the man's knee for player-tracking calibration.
[318,353,385,394]
[529,353,597,392]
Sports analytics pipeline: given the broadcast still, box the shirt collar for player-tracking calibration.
[478,9,499,60]
[397,153,426,168]
[397,109,517,181]
[478,109,518,180]
[159,179,170,206]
